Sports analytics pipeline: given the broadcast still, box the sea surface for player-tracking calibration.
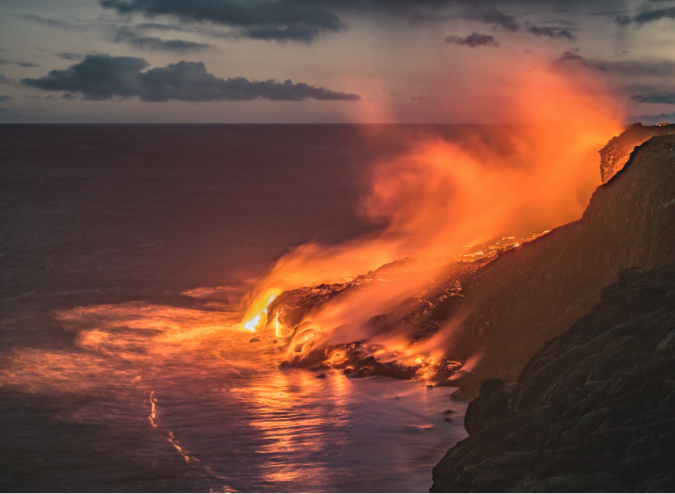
[0,124,468,492]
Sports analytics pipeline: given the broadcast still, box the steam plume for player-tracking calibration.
[242,62,623,368]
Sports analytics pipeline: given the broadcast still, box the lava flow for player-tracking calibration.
[241,62,624,382]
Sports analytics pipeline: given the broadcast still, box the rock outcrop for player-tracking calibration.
[431,262,675,492]
[599,122,675,183]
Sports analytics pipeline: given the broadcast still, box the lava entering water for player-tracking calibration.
[241,63,624,380]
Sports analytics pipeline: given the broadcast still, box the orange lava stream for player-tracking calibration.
[241,62,624,372]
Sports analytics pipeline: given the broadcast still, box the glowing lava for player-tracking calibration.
[244,315,261,332]
[241,61,624,375]
[243,294,278,332]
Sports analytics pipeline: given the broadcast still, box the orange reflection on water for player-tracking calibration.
[0,296,470,492]
[168,430,194,463]
[229,368,351,485]
[0,303,246,394]
[148,391,158,427]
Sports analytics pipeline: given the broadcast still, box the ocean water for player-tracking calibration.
[0,125,468,492]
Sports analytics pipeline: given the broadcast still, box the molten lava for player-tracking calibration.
[241,62,624,381]
[243,294,278,332]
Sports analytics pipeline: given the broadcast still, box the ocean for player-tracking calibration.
[0,124,468,492]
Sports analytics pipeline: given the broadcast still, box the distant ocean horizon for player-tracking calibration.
[0,124,473,492]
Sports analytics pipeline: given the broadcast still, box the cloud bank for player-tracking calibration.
[616,6,675,25]
[99,0,346,42]
[98,1,561,42]
[631,93,675,104]
[113,26,214,51]
[445,32,499,47]
[462,7,520,31]
[527,24,575,40]
[555,51,675,77]
[22,54,361,102]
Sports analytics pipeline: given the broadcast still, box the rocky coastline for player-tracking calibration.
[272,128,675,399]
[431,262,675,492]
[266,126,675,491]
[430,131,675,491]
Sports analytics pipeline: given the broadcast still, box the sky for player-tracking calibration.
[1,0,675,123]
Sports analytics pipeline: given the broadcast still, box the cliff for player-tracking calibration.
[431,261,675,492]
[431,132,675,491]
[599,122,675,183]
[443,133,675,393]
[264,128,675,491]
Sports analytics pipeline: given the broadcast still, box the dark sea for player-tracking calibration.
[0,125,468,493]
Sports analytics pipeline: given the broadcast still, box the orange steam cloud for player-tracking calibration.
[241,62,623,365]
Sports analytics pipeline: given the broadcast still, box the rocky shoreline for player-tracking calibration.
[431,262,675,492]
[272,128,675,399]
[430,132,675,492]
[261,126,675,491]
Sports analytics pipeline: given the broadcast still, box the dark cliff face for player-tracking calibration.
[448,134,675,390]
[431,262,675,492]
[599,123,675,183]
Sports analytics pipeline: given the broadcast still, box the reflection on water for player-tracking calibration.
[0,295,466,492]
[0,124,477,492]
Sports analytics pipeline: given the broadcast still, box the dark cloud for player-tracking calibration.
[614,6,675,25]
[596,60,675,77]
[56,53,85,61]
[459,7,575,40]
[98,1,533,42]
[631,93,675,104]
[555,49,583,63]
[99,0,346,42]
[633,6,675,23]
[113,27,214,51]
[95,1,634,43]
[462,7,520,31]
[526,24,575,40]
[135,22,191,32]
[0,95,11,102]
[23,11,213,52]
[22,54,361,102]
[445,32,499,47]
[555,51,675,77]
[615,15,632,25]
[23,55,148,100]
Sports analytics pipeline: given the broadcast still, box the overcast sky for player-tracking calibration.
[1,0,675,123]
